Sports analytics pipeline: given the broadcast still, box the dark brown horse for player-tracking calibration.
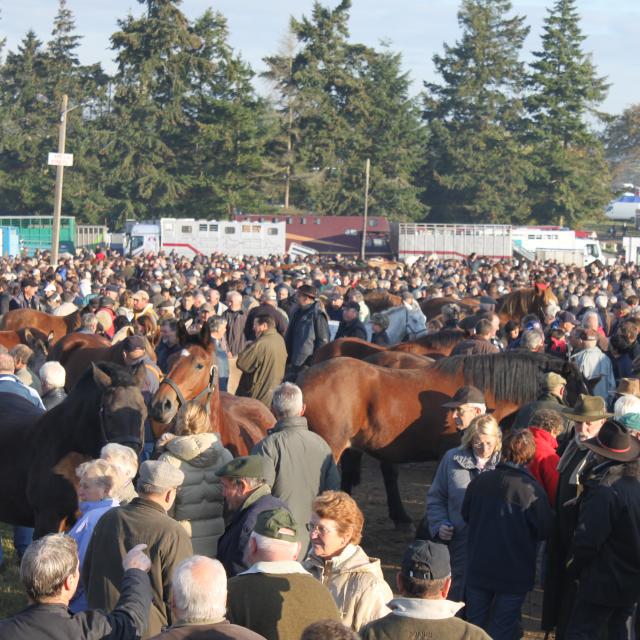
[150,335,275,457]
[0,309,81,344]
[420,297,480,320]
[496,287,558,325]
[362,291,402,313]
[300,351,587,527]
[0,362,146,537]
[0,327,53,373]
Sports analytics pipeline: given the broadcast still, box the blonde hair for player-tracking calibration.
[76,459,120,496]
[175,403,210,436]
[312,490,364,545]
[461,414,502,454]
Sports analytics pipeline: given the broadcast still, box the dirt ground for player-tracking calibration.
[351,455,551,639]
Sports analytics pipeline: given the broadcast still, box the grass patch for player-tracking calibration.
[0,523,28,618]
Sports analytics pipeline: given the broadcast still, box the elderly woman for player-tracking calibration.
[68,459,121,612]
[100,442,139,505]
[425,414,502,601]
[158,403,232,557]
[303,490,393,632]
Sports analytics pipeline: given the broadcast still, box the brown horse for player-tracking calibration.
[0,327,53,374]
[0,309,81,344]
[314,338,384,364]
[420,297,480,320]
[496,286,558,325]
[364,351,434,369]
[299,351,588,526]
[150,338,275,457]
[362,291,402,313]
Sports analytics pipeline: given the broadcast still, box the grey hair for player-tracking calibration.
[172,556,227,624]
[614,395,640,417]
[76,459,119,495]
[208,315,227,333]
[82,312,98,328]
[250,531,299,557]
[271,382,304,418]
[20,534,78,601]
[226,291,242,303]
[520,329,545,352]
[39,361,66,390]
[232,476,266,490]
[137,481,166,495]
[101,442,139,480]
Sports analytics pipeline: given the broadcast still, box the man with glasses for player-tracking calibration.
[442,386,487,433]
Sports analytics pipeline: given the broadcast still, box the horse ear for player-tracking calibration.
[199,323,212,349]
[92,363,112,391]
[23,328,34,346]
[176,321,188,346]
[47,331,55,344]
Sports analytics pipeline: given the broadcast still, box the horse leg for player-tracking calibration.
[380,461,415,531]
[339,448,363,494]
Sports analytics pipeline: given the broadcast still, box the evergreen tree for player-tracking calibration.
[422,0,532,224]
[526,0,610,225]
[605,104,640,187]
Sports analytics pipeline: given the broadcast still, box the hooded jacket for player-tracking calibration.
[159,433,232,557]
[528,427,560,506]
[304,544,393,631]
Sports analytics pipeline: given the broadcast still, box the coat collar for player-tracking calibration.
[388,597,464,620]
[240,560,310,576]
[269,416,309,434]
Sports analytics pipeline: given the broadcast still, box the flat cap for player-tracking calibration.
[139,460,184,489]
[215,455,267,480]
[543,372,566,389]
[254,508,298,542]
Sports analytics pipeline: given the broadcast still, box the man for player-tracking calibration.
[334,301,367,341]
[176,291,197,324]
[565,421,640,638]
[360,540,489,640]
[277,285,293,316]
[244,290,288,342]
[0,352,44,410]
[442,386,486,433]
[326,292,344,322]
[133,290,158,325]
[251,382,340,554]
[83,460,193,639]
[0,535,152,640]
[208,288,228,316]
[97,296,117,338]
[511,371,568,431]
[77,312,99,335]
[223,291,248,394]
[39,361,67,410]
[216,456,290,578]
[226,508,340,640]
[570,328,615,400]
[237,315,287,408]
[10,344,43,395]
[149,555,265,640]
[155,318,182,374]
[542,394,611,639]
[9,278,40,311]
[450,319,499,356]
[284,285,329,380]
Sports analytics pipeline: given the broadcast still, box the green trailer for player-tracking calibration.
[0,216,76,255]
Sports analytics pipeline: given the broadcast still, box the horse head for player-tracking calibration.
[90,362,147,453]
[558,358,590,406]
[23,328,54,375]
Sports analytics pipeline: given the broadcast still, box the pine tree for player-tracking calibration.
[526,0,610,225]
[605,104,640,187]
[422,0,532,223]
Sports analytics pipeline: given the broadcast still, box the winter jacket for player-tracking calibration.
[148,619,266,640]
[159,433,232,557]
[0,373,45,410]
[284,301,330,367]
[568,459,640,607]
[9,292,40,311]
[571,346,616,400]
[528,427,560,506]
[0,569,151,640]
[223,308,248,356]
[450,335,499,356]
[462,462,554,594]
[335,318,368,341]
[371,331,390,347]
[42,387,67,410]
[304,544,393,631]
[511,391,568,431]
[155,340,183,374]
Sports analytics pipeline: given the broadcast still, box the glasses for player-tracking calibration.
[306,522,337,535]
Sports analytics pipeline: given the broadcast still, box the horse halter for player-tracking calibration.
[160,358,218,416]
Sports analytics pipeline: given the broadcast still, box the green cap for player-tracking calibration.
[215,455,266,480]
[254,508,298,542]
[618,413,640,432]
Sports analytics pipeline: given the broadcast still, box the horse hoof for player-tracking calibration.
[394,521,416,533]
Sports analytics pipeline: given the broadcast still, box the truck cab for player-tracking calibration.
[127,223,160,257]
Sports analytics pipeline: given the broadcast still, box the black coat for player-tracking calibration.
[284,302,329,367]
[0,568,151,640]
[334,318,367,341]
[243,304,288,341]
[42,388,67,411]
[568,459,640,607]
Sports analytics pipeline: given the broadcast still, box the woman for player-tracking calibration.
[68,459,121,613]
[425,414,501,601]
[100,442,139,505]
[158,403,232,557]
[303,491,393,632]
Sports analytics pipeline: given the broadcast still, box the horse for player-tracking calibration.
[364,351,434,369]
[380,303,427,343]
[0,327,53,373]
[299,351,587,528]
[0,308,81,344]
[50,332,157,390]
[362,291,402,313]
[150,334,275,457]
[496,286,558,325]
[420,297,480,320]
[0,362,146,537]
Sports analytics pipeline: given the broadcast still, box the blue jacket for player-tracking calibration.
[462,462,554,594]
[0,374,45,411]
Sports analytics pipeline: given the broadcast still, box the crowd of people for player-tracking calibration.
[1,246,640,639]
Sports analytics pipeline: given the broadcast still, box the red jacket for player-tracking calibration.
[527,427,559,507]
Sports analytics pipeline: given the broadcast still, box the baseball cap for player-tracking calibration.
[442,386,485,408]
[558,311,577,325]
[401,540,451,581]
[254,508,298,542]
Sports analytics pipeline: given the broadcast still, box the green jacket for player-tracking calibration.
[236,328,287,407]
[83,497,193,639]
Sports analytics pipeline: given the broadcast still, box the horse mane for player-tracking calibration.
[421,329,465,350]
[76,361,137,390]
[496,288,534,317]
[433,351,550,405]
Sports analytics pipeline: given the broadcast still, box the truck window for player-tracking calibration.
[181,226,192,233]
[268,228,279,235]
[199,224,207,232]
[131,236,144,250]
[209,224,218,232]
[225,227,236,234]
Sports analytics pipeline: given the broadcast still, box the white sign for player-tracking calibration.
[47,152,74,167]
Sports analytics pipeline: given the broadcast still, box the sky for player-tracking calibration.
[2,0,638,116]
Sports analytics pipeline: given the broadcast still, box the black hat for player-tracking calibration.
[99,296,115,307]
[296,284,318,299]
[442,386,485,408]
[401,540,451,581]
[558,311,577,325]
[583,420,640,462]
[343,301,360,312]
[122,335,146,352]
[105,284,120,293]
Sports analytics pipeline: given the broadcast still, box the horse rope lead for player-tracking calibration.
[159,361,218,418]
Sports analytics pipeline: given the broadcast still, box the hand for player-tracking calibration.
[157,432,176,448]
[438,524,454,541]
[123,544,151,572]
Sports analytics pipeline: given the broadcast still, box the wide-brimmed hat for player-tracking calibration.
[442,386,485,408]
[610,378,640,398]
[583,420,640,462]
[562,394,612,421]
[296,284,318,299]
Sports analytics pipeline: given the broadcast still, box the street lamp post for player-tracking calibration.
[51,94,69,265]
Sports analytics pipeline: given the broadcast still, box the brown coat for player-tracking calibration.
[149,619,266,640]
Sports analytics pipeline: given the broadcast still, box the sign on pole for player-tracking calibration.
[48,152,74,167]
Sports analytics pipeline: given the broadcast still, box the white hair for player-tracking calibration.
[249,531,299,558]
[100,443,139,480]
[271,382,304,418]
[614,395,640,417]
[582,310,600,327]
[39,361,66,390]
[172,556,227,624]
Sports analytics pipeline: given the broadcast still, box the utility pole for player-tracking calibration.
[51,94,68,265]
[360,157,371,261]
